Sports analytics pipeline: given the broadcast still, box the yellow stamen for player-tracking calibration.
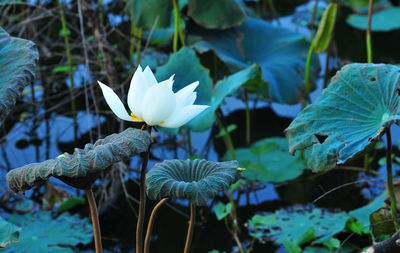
[160,120,166,125]
[130,112,144,122]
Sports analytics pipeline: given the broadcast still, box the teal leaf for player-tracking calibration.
[156,47,261,132]
[193,18,318,104]
[214,203,232,220]
[229,137,308,183]
[0,216,20,248]
[56,197,86,213]
[125,0,172,29]
[187,0,247,29]
[2,211,92,252]
[286,64,400,171]
[314,3,337,54]
[347,7,400,32]
[6,128,152,192]
[146,159,241,206]
[349,191,386,228]
[278,239,302,253]
[0,27,38,127]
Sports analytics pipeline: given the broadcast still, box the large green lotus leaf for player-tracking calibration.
[187,0,247,29]
[146,159,241,206]
[0,217,20,248]
[286,64,400,171]
[192,18,318,104]
[229,137,308,183]
[0,27,38,127]
[347,7,400,31]
[349,191,386,228]
[6,128,152,192]
[2,211,92,252]
[156,47,261,133]
[249,207,349,245]
[125,0,172,29]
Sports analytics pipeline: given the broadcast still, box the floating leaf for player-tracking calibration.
[125,0,172,29]
[214,203,232,220]
[229,137,308,183]
[146,159,241,206]
[7,128,152,192]
[347,7,400,31]
[193,18,318,104]
[314,3,337,54]
[0,27,38,127]
[2,211,92,252]
[0,217,20,248]
[187,0,247,29]
[349,191,386,228]
[279,239,302,253]
[286,64,400,171]
[156,47,261,132]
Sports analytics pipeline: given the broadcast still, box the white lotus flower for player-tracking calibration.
[97,66,208,128]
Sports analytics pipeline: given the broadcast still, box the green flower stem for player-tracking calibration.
[99,0,104,26]
[184,204,196,253]
[136,28,142,66]
[144,198,169,253]
[301,41,315,110]
[386,127,398,229]
[186,129,193,155]
[57,0,77,141]
[226,193,244,253]
[366,0,373,63]
[85,189,103,253]
[172,0,180,52]
[215,111,236,160]
[244,89,251,146]
[136,125,152,253]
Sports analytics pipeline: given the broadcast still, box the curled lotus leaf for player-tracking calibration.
[146,159,241,206]
[0,27,38,127]
[7,128,152,192]
[286,63,400,171]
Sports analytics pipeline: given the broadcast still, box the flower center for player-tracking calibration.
[130,113,144,122]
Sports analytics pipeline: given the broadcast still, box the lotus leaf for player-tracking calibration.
[0,27,38,127]
[146,159,241,206]
[229,137,308,183]
[286,64,400,171]
[125,0,172,29]
[192,18,318,104]
[2,211,92,252]
[156,47,261,132]
[347,7,400,31]
[187,0,247,29]
[6,128,152,192]
[0,217,20,248]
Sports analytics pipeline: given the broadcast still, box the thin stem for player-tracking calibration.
[184,204,196,253]
[366,0,373,63]
[302,41,315,110]
[172,0,179,52]
[386,128,398,229]
[136,125,152,253]
[214,111,236,160]
[136,28,142,66]
[144,198,169,253]
[86,189,103,253]
[309,0,319,40]
[99,0,104,26]
[130,21,136,64]
[226,193,244,253]
[186,129,192,156]
[244,89,251,146]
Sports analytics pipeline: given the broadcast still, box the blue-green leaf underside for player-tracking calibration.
[0,27,38,127]
[125,0,172,29]
[146,159,241,206]
[192,18,318,104]
[0,216,20,248]
[286,63,400,171]
[6,128,152,192]
[2,211,92,253]
[347,7,400,31]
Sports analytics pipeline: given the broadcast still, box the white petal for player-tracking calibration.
[140,81,176,126]
[143,66,158,87]
[167,74,175,89]
[161,105,209,128]
[127,65,148,118]
[175,81,199,109]
[98,81,133,121]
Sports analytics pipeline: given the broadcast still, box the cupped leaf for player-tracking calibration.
[125,0,172,29]
[2,211,92,252]
[146,159,241,206]
[187,0,247,29]
[6,128,152,192]
[0,27,38,127]
[156,47,261,133]
[314,3,337,54]
[286,64,400,171]
[0,217,20,248]
[229,137,308,183]
[192,18,318,104]
[347,7,400,31]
